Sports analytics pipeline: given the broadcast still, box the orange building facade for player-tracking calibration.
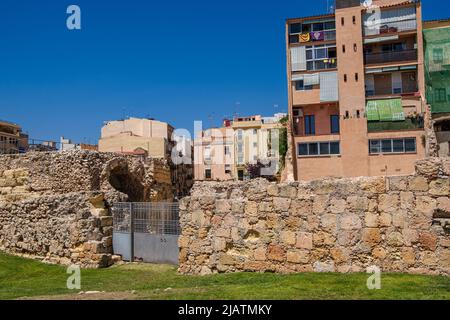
[286,0,428,181]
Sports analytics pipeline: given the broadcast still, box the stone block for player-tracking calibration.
[365,213,378,228]
[273,197,291,212]
[279,185,297,199]
[254,247,267,261]
[280,231,296,246]
[287,250,310,264]
[408,176,429,192]
[244,201,258,216]
[296,232,313,250]
[100,216,113,227]
[339,214,362,230]
[429,179,450,196]
[378,194,399,213]
[313,261,335,273]
[361,228,381,247]
[266,184,279,196]
[267,245,286,262]
[215,200,231,214]
[419,232,437,251]
[290,199,312,216]
[329,198,347,214]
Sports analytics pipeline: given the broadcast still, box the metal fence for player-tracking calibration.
[112,202,181,264]
[112,202,181,235]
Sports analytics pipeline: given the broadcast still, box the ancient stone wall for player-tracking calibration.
[179,158,450,276]
[0,151,174,203]
[0,150,175,267]
[0,192,114,268]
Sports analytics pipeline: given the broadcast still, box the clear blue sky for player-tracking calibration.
[0,0,449,144]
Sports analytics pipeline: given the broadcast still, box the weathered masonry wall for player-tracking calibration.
[0,191,114,268]
[179,158,450,275]
[0,151,174,268]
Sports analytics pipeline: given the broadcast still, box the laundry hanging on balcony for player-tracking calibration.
[366,98,405,122]
[310,31,324,41]
[299,33,311,43]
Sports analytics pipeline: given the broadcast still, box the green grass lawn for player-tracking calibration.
[0,252,449,300]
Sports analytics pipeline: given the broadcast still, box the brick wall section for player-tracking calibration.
[179,158,450,275]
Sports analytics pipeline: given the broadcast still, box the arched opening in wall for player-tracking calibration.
[108,165,144,202]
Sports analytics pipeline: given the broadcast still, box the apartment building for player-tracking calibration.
[98,117,174,158]
[194,126,235,181]
[194,113,287,181]
[0,120,28,154]
[424,19,450,157]
[286,0,427,181]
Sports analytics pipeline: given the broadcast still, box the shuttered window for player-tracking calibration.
[320,71,338,102]
[291,46,307,71]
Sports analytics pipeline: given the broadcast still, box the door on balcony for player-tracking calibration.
[374,73,392,95]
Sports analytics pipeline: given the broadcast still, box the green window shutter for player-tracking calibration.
[378,101,393,121]
[366,101,380,121]
[389,98,405,121]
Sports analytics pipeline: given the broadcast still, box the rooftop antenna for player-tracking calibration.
[207,113,215,128]
[233,101,241,119]
[327,0,335,13]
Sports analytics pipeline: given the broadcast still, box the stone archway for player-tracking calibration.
[102,158,145,202]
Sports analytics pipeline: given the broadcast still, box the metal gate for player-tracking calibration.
[112,202,180,265]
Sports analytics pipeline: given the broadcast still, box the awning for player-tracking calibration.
[366,98,405,122]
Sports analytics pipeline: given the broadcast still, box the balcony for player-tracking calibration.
[367,117,424,133]
[365,70,418,97]
[365,50,417,65]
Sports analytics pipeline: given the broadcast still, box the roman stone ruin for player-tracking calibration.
[0,150,175,267]
[179,158,450,276]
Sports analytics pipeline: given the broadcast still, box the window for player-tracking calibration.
[305,44,337,71]
[382,43,406,52]
[342,45,346,53]
[298,141,340,156]
[290,23,302,34]
[341,17,344,26]
[304,115,315,135]
[330,115,340,134]
[290,20,335,35]
[433,48,444,64]
[354,43,357,52]
[237,143,243,153]
[237,155,244,164]
[295,80,313,91]
[344,74,347,82]
[204,146,211,161]
[404,138,416,152]
[253,142,258,148]
[205,169,212,179]
[369,138,416,154]
[355,73,359,81]
[237,129,243,140]
[353,16,356,24]
[224,146,230,155]
[434,88,447,103]
[225,165,231,174]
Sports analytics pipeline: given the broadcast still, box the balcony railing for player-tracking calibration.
[366,87,419,97]
[365,50,417,65]
[364,19,417,37]
[289,30,336,44]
